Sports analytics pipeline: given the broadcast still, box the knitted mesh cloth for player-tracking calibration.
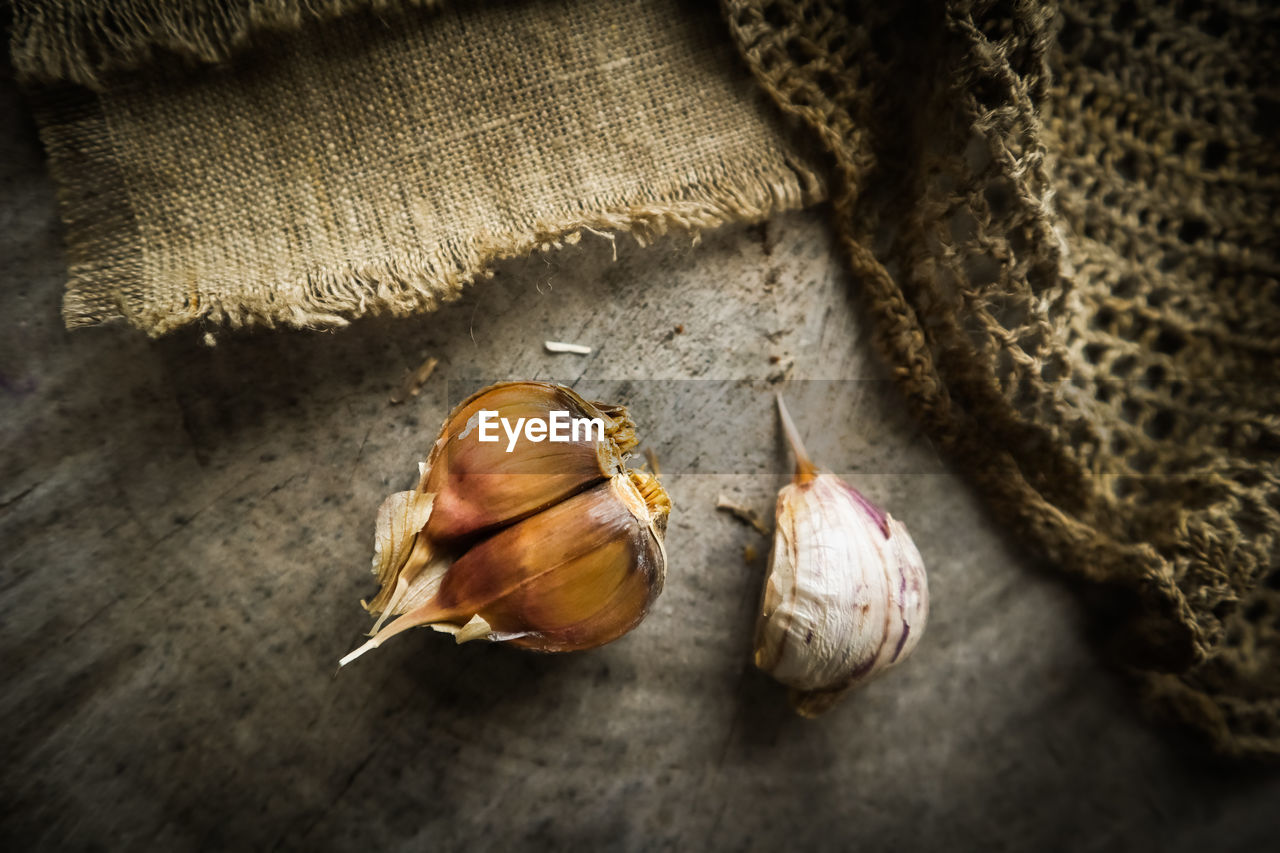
[725,0,1280,757]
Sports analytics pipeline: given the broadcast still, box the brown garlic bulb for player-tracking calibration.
[341,382,668,664]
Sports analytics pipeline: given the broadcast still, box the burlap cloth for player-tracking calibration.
[11,0,1279,757]
[15,0,823,332]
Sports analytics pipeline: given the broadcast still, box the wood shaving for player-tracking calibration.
[544,340,592,354]
[388,355,439,404]
[716,494,771,535]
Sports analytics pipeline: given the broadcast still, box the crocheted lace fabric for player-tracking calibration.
[725,0,1279,757]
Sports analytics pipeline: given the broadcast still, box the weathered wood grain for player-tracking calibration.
[1,75,1276,852]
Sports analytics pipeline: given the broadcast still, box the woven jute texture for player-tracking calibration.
[725,0,1279,757]
[17,0,823,334]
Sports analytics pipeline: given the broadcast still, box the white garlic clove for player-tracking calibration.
[754,395,929,717]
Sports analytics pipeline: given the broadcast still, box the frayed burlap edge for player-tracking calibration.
[39,86,825,338]
[11,0,443,90]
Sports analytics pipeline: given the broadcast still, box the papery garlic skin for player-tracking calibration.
[754,397,929,716]
[756,475,928,707]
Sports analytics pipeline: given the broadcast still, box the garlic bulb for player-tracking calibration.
[754,395,928,716]
[341,382,668,665]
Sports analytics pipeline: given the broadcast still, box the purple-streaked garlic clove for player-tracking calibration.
[754,395,929,716]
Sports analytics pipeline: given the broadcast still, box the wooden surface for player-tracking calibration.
[2,74,1277,851]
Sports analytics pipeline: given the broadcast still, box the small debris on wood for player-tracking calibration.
[644,447,662,478]
[389,355,439,404]
[767,357,794,385]
[743,543,759,564]
[751,221,774,256]
[716,494,771,535]
[545,340,592,354]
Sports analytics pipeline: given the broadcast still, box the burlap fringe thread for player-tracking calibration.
[12,0,444,89]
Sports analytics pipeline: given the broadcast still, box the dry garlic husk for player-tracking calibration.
[755,396,929,717]
[341,381,668,664]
